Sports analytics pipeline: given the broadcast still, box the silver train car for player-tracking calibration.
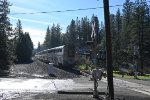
[35,45,76,67]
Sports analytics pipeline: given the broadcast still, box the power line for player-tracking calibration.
[9,1,150,15]
[10,5,123,15]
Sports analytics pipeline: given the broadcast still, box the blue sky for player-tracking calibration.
[8,0,132,48]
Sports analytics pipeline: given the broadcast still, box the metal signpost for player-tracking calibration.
[91,19,99,98]
[85,17,106,98]
[84,0,114,99]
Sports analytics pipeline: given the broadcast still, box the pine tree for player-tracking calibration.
[25,32,33,50]
[110,14,118,66]
[15,32,24,62]
[55,24,61,46]
[50,24,57,48]
[121,0,134,64]
[14,20,33,62]
[131,0,150,74]
[0,0,12,70]
[37,41,41,52]
[61,33,68,45]
[14,20,24,62]
[99,21,106,49]
[75,17,81,49]
[68,19,77,45]
[116,8,122,49]
[115,9,123,66]
[110,14,117,51]
[79,18,85,47]
[143,4,150,60]
[80,17,91,47]
[44,26,51,49]
[24,32,33,61]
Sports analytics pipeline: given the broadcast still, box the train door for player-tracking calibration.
[66,45,75,66]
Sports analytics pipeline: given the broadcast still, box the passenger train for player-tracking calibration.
[35,45,76,67]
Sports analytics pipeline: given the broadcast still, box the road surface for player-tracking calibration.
[0,60,150,99]
[0,77,150,100]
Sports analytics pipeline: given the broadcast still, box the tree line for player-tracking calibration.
[13,20,33,63]
[109,0,150,74]
[40,0,150,74]
[0,0,33,71]
[38,15,103,51]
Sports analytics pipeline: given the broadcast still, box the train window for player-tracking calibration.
[59,48,62,52]
[54,48,62,53]
[58,48,62,52]
[56,49,58,52]
[48,50,52,53]
[53,49,55,53]
[51,49,54,53]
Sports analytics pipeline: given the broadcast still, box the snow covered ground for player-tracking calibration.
[0,78,75,99]
[0,78,75,92]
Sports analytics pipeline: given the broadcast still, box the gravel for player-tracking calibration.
[8,58,82,79]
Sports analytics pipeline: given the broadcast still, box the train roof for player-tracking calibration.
[53,45,65,49]
[36,45,65,55]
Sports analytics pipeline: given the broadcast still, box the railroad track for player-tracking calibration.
[31,59,82,79]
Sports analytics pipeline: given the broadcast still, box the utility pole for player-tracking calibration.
[103,0,114,100]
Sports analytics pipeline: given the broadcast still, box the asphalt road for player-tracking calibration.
[0,77,150,100]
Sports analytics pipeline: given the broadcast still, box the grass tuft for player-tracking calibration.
[113,72,150,81]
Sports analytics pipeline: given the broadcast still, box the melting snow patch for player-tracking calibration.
[32,74,47,78]
[0,78,75,93]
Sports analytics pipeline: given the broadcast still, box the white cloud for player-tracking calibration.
[9,16,54,25]
[23,28,45,48]
[9,16,67,29]
[10,5,36,13]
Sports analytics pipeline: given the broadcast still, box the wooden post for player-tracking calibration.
[103,0,114,99]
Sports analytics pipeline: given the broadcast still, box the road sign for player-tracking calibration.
[91,22,96,40]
